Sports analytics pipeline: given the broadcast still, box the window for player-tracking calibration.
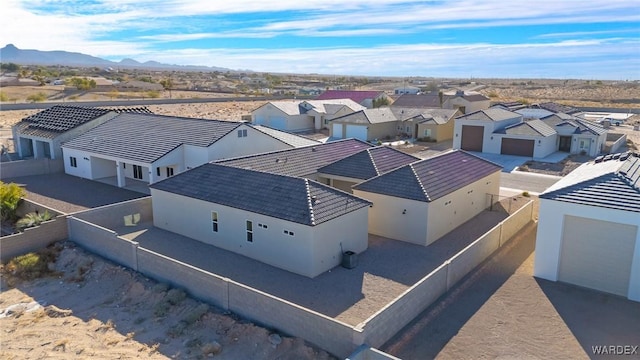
[237,129,248,138]
[284,230,295,236]
[166,167,174,177]
[69,156,77,168]
[133,165,143,180]
[423,129,432,137]
[258,223,268,229]
[211,211,218,232]
[123,163,126,169]
[156,167,161,176]
[246,220,253,242]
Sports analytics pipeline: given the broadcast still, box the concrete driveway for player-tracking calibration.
[500,171,562,195]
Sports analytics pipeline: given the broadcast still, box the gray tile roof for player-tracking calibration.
[391,94,441,108]
[541,152,640,212]
[262,99,365,116]
[353,150,502,202]
[404,109,459,125]
[542,115,607,136]
[534,102,581,115]
[251,125,320,147]
[150,163,371,226]
[456,108,521,122]
[16,105,113,138]
[498,119,557,137]
[315,90,384,104]
[331,108,398,124]
[62,113,241,163]
[318,146,419,180]
[217,139,373,177]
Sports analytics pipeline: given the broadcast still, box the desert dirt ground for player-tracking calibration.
[0,242,334,360]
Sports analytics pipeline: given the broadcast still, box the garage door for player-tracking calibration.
[332,123,343,138]
[346,125,368,141]
[268,117,286,130]
[501,138,534,157]
[461,125,484,151]
[558,216,637,297]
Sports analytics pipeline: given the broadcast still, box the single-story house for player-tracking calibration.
[540,113,607,157]
[316,146,419,192]
[531,102,581,115]
[401,109,461,141]
[11,105,152,160]
[442,90,491,114]
[329,108,398,141]
[315,90,389,109]
[62,113,319,189]
[453,108,524,152]
[353,150,502,246]
[217,138,373,181]
[394,86,421,95]
[493,119,558,158]
[534,152,640,302]
[390,94,441,109]
[150,163,371,278]
[251,99,365,132]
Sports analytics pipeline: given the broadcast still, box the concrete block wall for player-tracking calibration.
[608,133,627,154]
[1,158,64,178]
[67,217,138,270]
[447,224,501,288]
[0,216,68,262]
[16,199,63,217]
[136,248,230,310]
[500,200,533,246]
[72,197,152,229]
[228,281,358,359]
[359,264,448,348]
[347,345,402,360]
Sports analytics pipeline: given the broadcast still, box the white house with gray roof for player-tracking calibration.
[353,150,502,246]
[61,113,318,190]
[251,99,365,132]
[534,152,640,302]
[150,163,371,278]
[11,105,151,160]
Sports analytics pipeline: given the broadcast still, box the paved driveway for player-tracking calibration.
[500,171,562,195]
[469,151,569,173]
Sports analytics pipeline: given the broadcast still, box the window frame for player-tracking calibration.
[211,211,218,232]
[246,220,253,242]
[69,156,77,168]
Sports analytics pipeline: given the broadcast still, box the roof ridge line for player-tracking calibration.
[367,148,381,175]
[409,163,430,202]
[305,179,316,226]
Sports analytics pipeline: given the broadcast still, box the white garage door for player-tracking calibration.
[269,117,287,130]
[346,125,368,141]
[558,215,637,297]
[332,123,343,138]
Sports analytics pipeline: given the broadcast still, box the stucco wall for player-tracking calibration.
[62,148,92,179]
[90,156,117,179]
[0,158,64,178]
[353,190,428,245]
[208,124,290,161]
[73,197,152,229]
[151,189,367,278]
[534,199,640,301]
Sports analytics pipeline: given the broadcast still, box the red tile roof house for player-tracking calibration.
[534,152,640,302]
[315,90,390,109]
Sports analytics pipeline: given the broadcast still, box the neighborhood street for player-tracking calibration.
[500,171,562,195]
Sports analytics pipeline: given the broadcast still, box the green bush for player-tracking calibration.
[16,211,54,231]
[0,182,25,221]
[5,248,58,280]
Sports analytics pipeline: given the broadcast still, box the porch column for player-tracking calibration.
[48,142,56,159]
[116,161,126,187]
[149,165,156,184]
[32,140,41,159]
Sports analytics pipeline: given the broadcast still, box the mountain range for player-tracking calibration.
[0,44,231,72]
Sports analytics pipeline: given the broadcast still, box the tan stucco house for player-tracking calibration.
[353,150,502,246]
[534,152,640,302]
[150,163,371,278]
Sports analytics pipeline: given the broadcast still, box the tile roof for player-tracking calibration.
[261,99,364,116]
[492,102,528,111]
[217,139,373,177]
[542,115,607,135]
[456,108,521,122]
[541,152,640,212]
[315,90,384,104]
[16,105,113,138]
[62,113,241,163]
[251,125,320,147]
[353,150,502,202]
[331,108,398,124]
[403,109,459,125]
[150,163,371,226]
[318,146,419,180]
[534,102,581,115]
[498,119,557,137]
[391,94,441,108]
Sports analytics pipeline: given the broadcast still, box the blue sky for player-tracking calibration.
[1,0,639,79]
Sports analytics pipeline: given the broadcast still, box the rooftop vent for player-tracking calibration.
[311,196,317,205]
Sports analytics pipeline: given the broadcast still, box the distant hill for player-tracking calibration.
[0,44,232,72]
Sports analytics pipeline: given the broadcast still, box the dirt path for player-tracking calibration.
[0,242,334,359]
